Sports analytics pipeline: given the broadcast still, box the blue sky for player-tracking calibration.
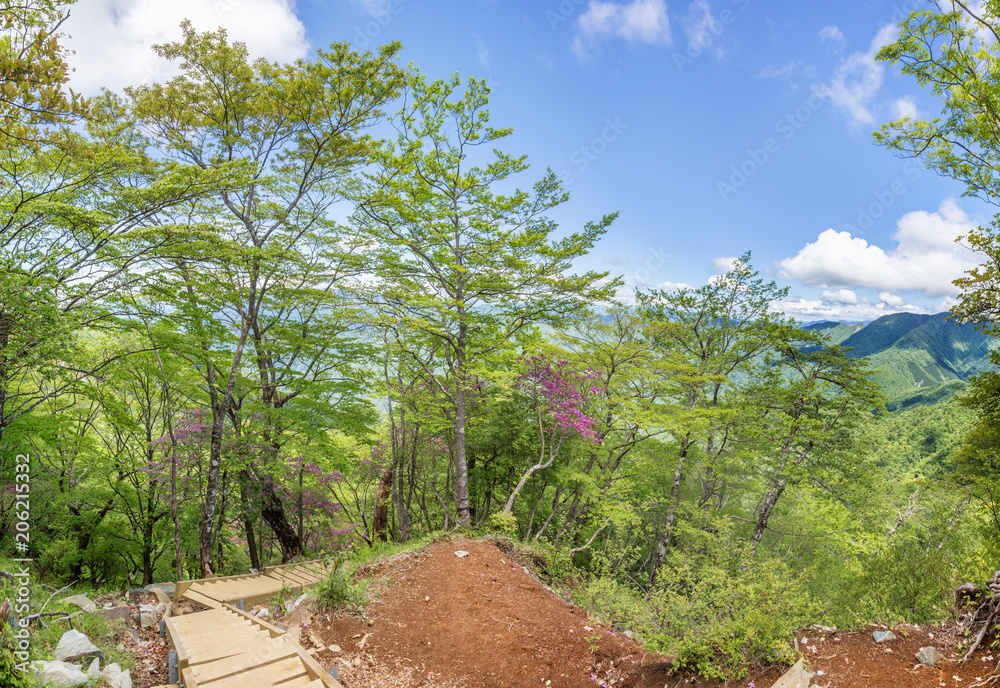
[63,0,989,322]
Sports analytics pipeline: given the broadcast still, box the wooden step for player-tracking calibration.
[199,655,309,688]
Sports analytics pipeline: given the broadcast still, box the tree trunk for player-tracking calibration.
[372,465,393,542]
[750,480,786,558]
[453,376,471,526]
[259,478,302,562]
[650,435,691,587]
[240,481,261,571]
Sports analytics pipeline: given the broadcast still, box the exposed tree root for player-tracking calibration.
[960,570,1000,666]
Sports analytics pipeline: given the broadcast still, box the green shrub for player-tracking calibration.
[316,559,368,613]
[577,521,818,680]
[487,512,518,538]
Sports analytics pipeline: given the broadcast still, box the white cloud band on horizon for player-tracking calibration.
[63,0,309,95]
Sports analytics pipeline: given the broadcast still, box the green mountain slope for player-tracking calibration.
[805,312,995,399]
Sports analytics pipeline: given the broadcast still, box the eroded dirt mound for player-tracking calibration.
[313,538,676,688]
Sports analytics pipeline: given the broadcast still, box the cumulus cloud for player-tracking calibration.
[712,255,739,273]
[814,23,896,126]
[572,0,671,59]
[818,25,844,44]
[775,199,980,298]
[820,288,858,304]
[62,0,308,94]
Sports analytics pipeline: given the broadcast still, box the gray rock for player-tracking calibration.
[284,593,308,613]
[255,608,270,619]
[454,550,469,557]
[53,629,103,662]
[771,658,814,688]
[150,587,171,605]
[102,662,133,688]
[916,646,943,667]
[31,660,90,687]
[87,657,100,678]
[101,606,132,623]
[873,630,897,643]
[61,594,97,612]
[138,603,157,628]
[147,582,176,598]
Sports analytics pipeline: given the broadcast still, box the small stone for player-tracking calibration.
[873,630,897,643]
[454,551,469,557]
[916,646,944,667]
[147,582,176,598]
[367,619,374,626]
[61,594,97,612]
[102,663,133,688]
[770,658,814,688]
[150,587,171,605]
[624,630,633,638]
[54,629,103,663]
[87,658,100,679]
[329,644,342,653]
[32,660,89,687]
[424,596,430,602]
[138,604,157,628]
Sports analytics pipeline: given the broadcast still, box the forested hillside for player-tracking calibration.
[3,1,1000,683]
[808,312,994,397]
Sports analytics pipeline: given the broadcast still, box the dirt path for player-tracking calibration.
[157,536,997,688]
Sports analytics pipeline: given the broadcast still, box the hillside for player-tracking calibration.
[806,312,995,398]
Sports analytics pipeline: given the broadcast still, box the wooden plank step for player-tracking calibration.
[181,589,224,609]
[185,634,276,665]
[274,675,315,688]
[188,638,299,684]
[199,655,308,688]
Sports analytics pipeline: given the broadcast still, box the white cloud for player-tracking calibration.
[820,288,858,304]
[775,199,980,298]
[712,255,738,273]
[684,0,720,53]
[892,96,919,120]
[814,23,896,126]
[655,280,697,292]
[818,25,844,44]
[572,0,671,59]
[879,291,904,307]
[62,0,308,95]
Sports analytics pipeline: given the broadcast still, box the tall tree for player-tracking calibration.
[127,24,403,574]
[637,255,792,585]
[352,72,618,526]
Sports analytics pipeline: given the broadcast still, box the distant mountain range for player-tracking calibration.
[805,312,996,402]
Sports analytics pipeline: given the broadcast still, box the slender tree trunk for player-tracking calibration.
[240,480,261,571]
[259,478,302,562]
[650,434,692,587]
[750,480,787,558]
[453,374,471,526]
[372,465,393,542]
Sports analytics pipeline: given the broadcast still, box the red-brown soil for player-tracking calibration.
[300,537,999,688]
